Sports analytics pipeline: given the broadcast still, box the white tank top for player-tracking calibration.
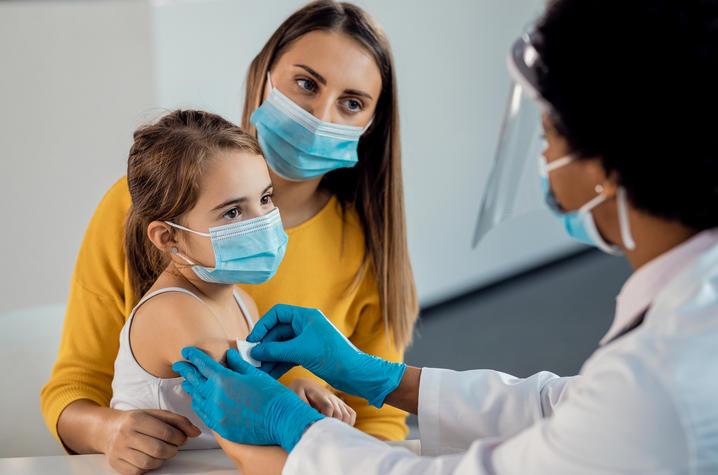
[110,287,254,450]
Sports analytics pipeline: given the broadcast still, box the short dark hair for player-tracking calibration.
[535,0,718,230]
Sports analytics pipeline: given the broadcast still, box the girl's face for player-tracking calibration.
[176,150,275,268]
[267,30,382,128]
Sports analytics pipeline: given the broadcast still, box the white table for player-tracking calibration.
[0,449,238,475]
[0,441,421,474]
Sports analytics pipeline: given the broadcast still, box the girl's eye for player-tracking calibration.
[341,98,363,113]
[224,207,241,220]
[296,77,318,94]
[260,194,273,205]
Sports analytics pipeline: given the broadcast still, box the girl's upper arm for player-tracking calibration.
[130,293,231,376]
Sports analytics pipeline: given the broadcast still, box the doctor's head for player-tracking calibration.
[535,0,718,265]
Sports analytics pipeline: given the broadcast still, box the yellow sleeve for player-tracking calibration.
[40,177,133,442]
[343,272,410,441]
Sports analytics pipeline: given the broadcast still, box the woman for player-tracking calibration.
[175,0,718,473]
[40,1,418,473]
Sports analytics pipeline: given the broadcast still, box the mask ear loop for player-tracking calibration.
[617,187,636,251]
[165,221,207,268]
[170,247,197,266]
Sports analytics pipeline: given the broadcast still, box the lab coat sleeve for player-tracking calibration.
[282,350,688,475]
[418,367,574,455]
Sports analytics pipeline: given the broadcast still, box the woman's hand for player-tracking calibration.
[248,304,406,408]
[289,378,356,426]
[173,346,324,452]
[103,408,201,475]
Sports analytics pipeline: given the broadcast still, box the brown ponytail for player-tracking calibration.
[125,110,263,299]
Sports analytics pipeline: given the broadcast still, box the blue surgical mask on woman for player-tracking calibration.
[250,74,370,181]
[165,208,288,284]
[539,154,636,255]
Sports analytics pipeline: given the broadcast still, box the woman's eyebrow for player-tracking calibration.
[345,88,373,100]
[294,64,327,85]
[294,64,373,100]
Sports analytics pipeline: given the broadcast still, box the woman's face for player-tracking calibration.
[175,150,275,268]
[267,30,382,128]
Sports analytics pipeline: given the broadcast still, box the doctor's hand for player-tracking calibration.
[172,347,324,453]
[247,304,407,408]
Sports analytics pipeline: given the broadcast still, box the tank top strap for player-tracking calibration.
[128,287,208,323]
[232,289,255,329]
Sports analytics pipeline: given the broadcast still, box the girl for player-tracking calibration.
[42,2,418,473]
[109,109,354,467]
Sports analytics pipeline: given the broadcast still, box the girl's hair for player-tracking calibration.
[125,109,263,299]
[241,0,418,349]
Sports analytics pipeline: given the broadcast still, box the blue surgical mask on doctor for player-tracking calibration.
[539,153,636,255]
[250,73,371,181]
[165,208,288,285]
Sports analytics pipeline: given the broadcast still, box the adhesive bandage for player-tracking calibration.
[236,338,261,367]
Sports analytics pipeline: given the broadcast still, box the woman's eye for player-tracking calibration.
[296,78,318,94]
[224,207,241,220]
[260,194,273,205]
[342,98,363,113]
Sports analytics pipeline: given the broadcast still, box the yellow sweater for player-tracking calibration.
[41,177,408,443]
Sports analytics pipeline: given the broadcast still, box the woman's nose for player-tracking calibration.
[306,96,337,124]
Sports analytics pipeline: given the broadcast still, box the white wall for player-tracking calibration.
[0,1,155,314]
[0,0,581,315]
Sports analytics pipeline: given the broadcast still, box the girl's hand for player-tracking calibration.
[289,378,356,426]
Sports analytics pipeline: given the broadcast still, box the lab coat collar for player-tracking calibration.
[600,229,718,346]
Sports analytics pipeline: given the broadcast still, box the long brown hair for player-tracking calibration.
[241,1,418,348]
[125,110,263,299]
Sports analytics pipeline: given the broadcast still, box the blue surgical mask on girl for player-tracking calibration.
[165,208,288,285]
[250,73,371,181]
[538,154,636,255]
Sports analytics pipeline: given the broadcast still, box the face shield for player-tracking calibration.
[472,30,551,248]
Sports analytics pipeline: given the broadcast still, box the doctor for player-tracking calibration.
[173,0,718,472]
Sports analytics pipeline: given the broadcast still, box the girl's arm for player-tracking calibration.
[215,433,288,475]
[130,292,234,378]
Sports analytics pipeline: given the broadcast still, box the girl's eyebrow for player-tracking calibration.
[210,184,273,212]
[294,64,373,100]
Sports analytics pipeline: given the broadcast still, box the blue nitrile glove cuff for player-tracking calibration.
[272,395,325,452]
[353,355,407,408]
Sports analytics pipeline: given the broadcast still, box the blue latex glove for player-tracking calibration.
[248,304,406,408]
[172,346,324,452]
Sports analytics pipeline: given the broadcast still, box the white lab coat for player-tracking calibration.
[283,241,718,474]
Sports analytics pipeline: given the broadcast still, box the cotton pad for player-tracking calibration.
[236,338,261,367]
